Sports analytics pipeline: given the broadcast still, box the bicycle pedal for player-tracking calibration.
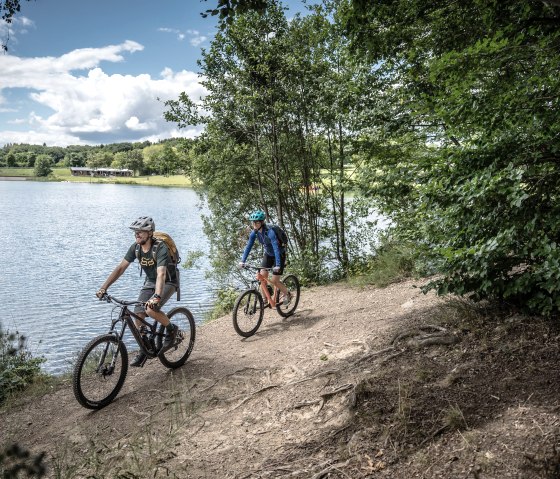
[130,352,148,368]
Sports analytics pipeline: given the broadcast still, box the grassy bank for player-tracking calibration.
[0,167,193,188]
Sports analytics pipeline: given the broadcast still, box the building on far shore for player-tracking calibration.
[70,167,133,177]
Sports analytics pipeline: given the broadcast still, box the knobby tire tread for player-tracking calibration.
[276,274,301,318]
[72,334,128,410]
[157,307,196,369]
[233,289,264,337]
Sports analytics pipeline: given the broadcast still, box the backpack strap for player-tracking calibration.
[151,239,161,261]
[134,244,143,277]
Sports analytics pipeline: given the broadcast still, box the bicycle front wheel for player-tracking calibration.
[276,274,301,318]
[73,334,128,410]
[157,307,196,369]
[233,289,264,337]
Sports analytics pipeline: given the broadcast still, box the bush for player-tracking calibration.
[207,287,239,321]
[33,156,52,177]
[0,328,46,405]
[348,240,419,288]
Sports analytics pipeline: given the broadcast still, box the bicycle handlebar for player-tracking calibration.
[241,265,274,272]
[101,293,145,307]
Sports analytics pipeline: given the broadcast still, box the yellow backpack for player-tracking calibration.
[135,231,181,300]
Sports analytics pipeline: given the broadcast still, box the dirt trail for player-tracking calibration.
[1,279,559,478]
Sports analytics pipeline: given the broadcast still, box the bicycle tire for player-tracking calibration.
[73,334,128,410]
[232,289,264,337]
[157,307,196,369]
[276,274,301,318]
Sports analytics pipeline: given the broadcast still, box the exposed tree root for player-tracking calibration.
[292,383,355,413]
[391,325,457,349]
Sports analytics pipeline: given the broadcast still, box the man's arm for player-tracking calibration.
[97,259,130,296]
[154,266,167,297]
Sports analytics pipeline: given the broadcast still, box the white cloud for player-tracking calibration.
[186,29,207,47]
[159,26,207,46]
[0,41,206,146]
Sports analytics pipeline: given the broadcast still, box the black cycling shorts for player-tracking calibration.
[261,253,286,275]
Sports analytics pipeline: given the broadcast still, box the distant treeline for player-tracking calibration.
[0,138,195,177]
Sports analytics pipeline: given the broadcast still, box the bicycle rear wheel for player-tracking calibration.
[157,307,196,369]
[73,334,128,410]
[233,289,264,337]
[276,274,301,318]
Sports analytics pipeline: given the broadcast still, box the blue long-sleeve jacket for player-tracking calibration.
[241,226,283,266]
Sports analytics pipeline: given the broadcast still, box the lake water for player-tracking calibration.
[0,181,216,375]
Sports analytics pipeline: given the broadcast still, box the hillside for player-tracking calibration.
[1,279,559,478]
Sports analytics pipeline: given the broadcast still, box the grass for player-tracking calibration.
[47,371,196,478]
[347,242,417,288]
[0,167,193,188]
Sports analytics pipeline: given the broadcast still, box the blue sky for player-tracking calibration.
[0,0,307,147]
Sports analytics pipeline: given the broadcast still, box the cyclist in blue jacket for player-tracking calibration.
[239,210,291,305]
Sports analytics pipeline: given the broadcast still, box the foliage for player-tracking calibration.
[340,0,560,314]
[0,328,46,404]
[0,325,48,477]
[167,1,379,285]
[0,0,32,51]
[201,0,270,24]
[0,141,190,176]
[206,287,239,320]
[348,236,417,288]
[33,155,52,177]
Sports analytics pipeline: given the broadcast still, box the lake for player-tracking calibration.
[0,181,216,374]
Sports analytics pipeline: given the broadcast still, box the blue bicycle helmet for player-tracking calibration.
[249,210,266,221]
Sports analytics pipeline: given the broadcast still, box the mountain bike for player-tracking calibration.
[72,293,196,410]
[232,265,300,338]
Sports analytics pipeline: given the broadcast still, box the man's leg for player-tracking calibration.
[145,283,178,352]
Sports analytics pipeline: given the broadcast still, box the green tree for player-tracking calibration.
[123,149,143,175]
[142,144,165,174]
[63,151,87,167]
[33,155,52,177]
[5,150,16,167]
[86,150,113,169]
[341,0,560,314]
[160,143,179,176]
[169,2,376,282]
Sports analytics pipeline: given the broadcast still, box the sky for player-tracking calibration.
[0,0,305,148]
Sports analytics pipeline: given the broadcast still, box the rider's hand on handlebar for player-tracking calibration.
[238,262,246,269]
[146,294,162,311]
[272,266,281,274]
[96,288,106,300]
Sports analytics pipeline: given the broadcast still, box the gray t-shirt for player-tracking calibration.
[124,241,170,283]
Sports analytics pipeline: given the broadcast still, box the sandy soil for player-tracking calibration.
[1,279,559,478]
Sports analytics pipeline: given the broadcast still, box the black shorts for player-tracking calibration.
[261,253,286,275]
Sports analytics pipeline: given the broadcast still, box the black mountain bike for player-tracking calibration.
[232,265,301,337]
[72,293,195,410]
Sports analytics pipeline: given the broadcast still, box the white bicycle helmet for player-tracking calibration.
[129,216,155,231]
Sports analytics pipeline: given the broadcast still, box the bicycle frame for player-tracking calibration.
[255,270,278,307]
[242,265,280,307]
[106,296,164,359]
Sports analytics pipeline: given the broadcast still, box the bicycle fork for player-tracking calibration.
[96,316,129,376]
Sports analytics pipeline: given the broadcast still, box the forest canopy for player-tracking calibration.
[165,0,560,315]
